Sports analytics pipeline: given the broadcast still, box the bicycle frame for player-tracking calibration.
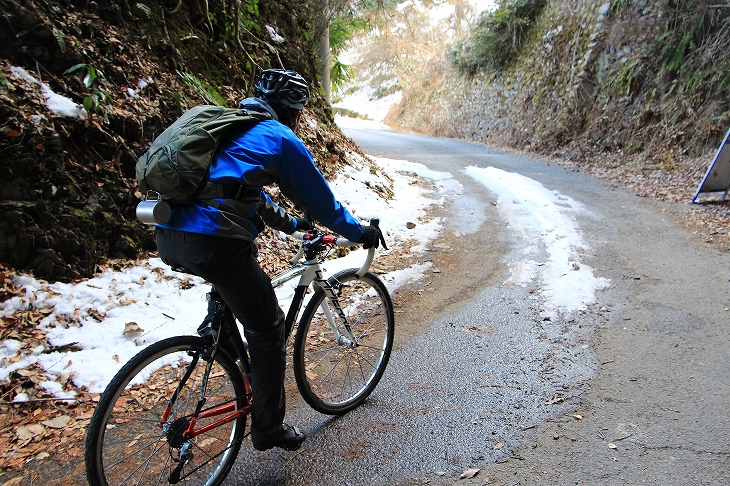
[274,232,375,344]
[157,324,253,446]
[158,231,375,449]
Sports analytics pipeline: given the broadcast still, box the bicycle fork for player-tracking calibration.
[159,345,216,483]
[319,280,358,348]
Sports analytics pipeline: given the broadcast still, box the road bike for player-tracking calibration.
[84,221,394,485]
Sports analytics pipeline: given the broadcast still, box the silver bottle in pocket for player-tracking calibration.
[136,193,172,225]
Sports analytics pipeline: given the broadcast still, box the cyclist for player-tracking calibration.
[155,69,380,452]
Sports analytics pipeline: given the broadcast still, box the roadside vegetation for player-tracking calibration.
[361,0,730,249]
[451,0,547,75]
[0,0,395,480]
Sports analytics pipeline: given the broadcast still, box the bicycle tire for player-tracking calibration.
[85,335,248,486]
[293,269,394,414]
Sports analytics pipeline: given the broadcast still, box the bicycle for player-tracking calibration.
[84,220,394,485]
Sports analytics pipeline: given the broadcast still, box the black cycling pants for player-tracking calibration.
[156,227,286,443]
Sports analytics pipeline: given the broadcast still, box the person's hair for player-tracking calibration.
[269,104,299,128]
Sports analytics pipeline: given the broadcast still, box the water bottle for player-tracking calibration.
[136,193,172,225]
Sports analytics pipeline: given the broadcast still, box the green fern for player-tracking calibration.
[177,71,227,106]
[135,3,152,18]
[64,63,114,122]
[451,0,547,76]
[328,16,369,93]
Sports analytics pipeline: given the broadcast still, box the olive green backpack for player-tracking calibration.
[135,105,272,205]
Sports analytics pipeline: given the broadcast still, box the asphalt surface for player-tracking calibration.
[225,128,730,485]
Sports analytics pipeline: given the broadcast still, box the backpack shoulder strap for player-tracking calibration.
[189,107,272,203]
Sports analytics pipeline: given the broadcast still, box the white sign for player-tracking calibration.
[693,127,730,203]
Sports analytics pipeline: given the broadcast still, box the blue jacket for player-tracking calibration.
[159,98,363,242]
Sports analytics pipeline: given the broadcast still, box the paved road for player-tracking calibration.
[227,128,730,485]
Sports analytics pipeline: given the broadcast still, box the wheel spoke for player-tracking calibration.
[85,336,248,486]
[106,433,168,486]
[294,270,394,414]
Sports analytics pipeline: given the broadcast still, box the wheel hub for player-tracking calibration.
[164,417,191,448]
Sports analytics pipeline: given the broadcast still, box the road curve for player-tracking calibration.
[226,128,730,485]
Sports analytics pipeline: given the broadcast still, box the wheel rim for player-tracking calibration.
[298,273,393,411]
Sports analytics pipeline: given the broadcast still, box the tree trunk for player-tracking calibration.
[318,29,331,105]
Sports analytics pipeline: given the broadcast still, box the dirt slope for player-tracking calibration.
[0,0,362,281]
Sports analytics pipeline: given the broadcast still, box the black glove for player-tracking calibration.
[357,225,380,249]
[295,218,312,231]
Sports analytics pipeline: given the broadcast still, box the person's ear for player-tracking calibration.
[291,110,302,131]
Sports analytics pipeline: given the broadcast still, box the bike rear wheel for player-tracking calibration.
[293,269,394,415]
[85,335,248,486]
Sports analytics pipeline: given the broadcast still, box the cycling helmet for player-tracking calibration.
[254,69,310,110]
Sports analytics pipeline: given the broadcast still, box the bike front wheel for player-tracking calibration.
[293,269,394,415]
[85,335,248,486]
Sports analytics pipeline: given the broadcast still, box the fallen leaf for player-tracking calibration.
[545,394,569,405]
[492,442,504,450]
[15,369,40,377]
[123,322,144,334]
[4,457,26,470]
[460,468,480,479]
[67,446,83,457]
[16,424,44,441]
[1,477,25,486]
[42,415,71,429]
[88,308,106,321]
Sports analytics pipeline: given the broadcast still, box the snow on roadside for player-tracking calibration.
[333,89,402,129]
[0,129,611,401]
[465,166,610,317]
[0,154,451,399]
[10,66,87,119]
[0,261,207,400]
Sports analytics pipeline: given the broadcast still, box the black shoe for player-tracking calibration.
[252,423,307,452]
